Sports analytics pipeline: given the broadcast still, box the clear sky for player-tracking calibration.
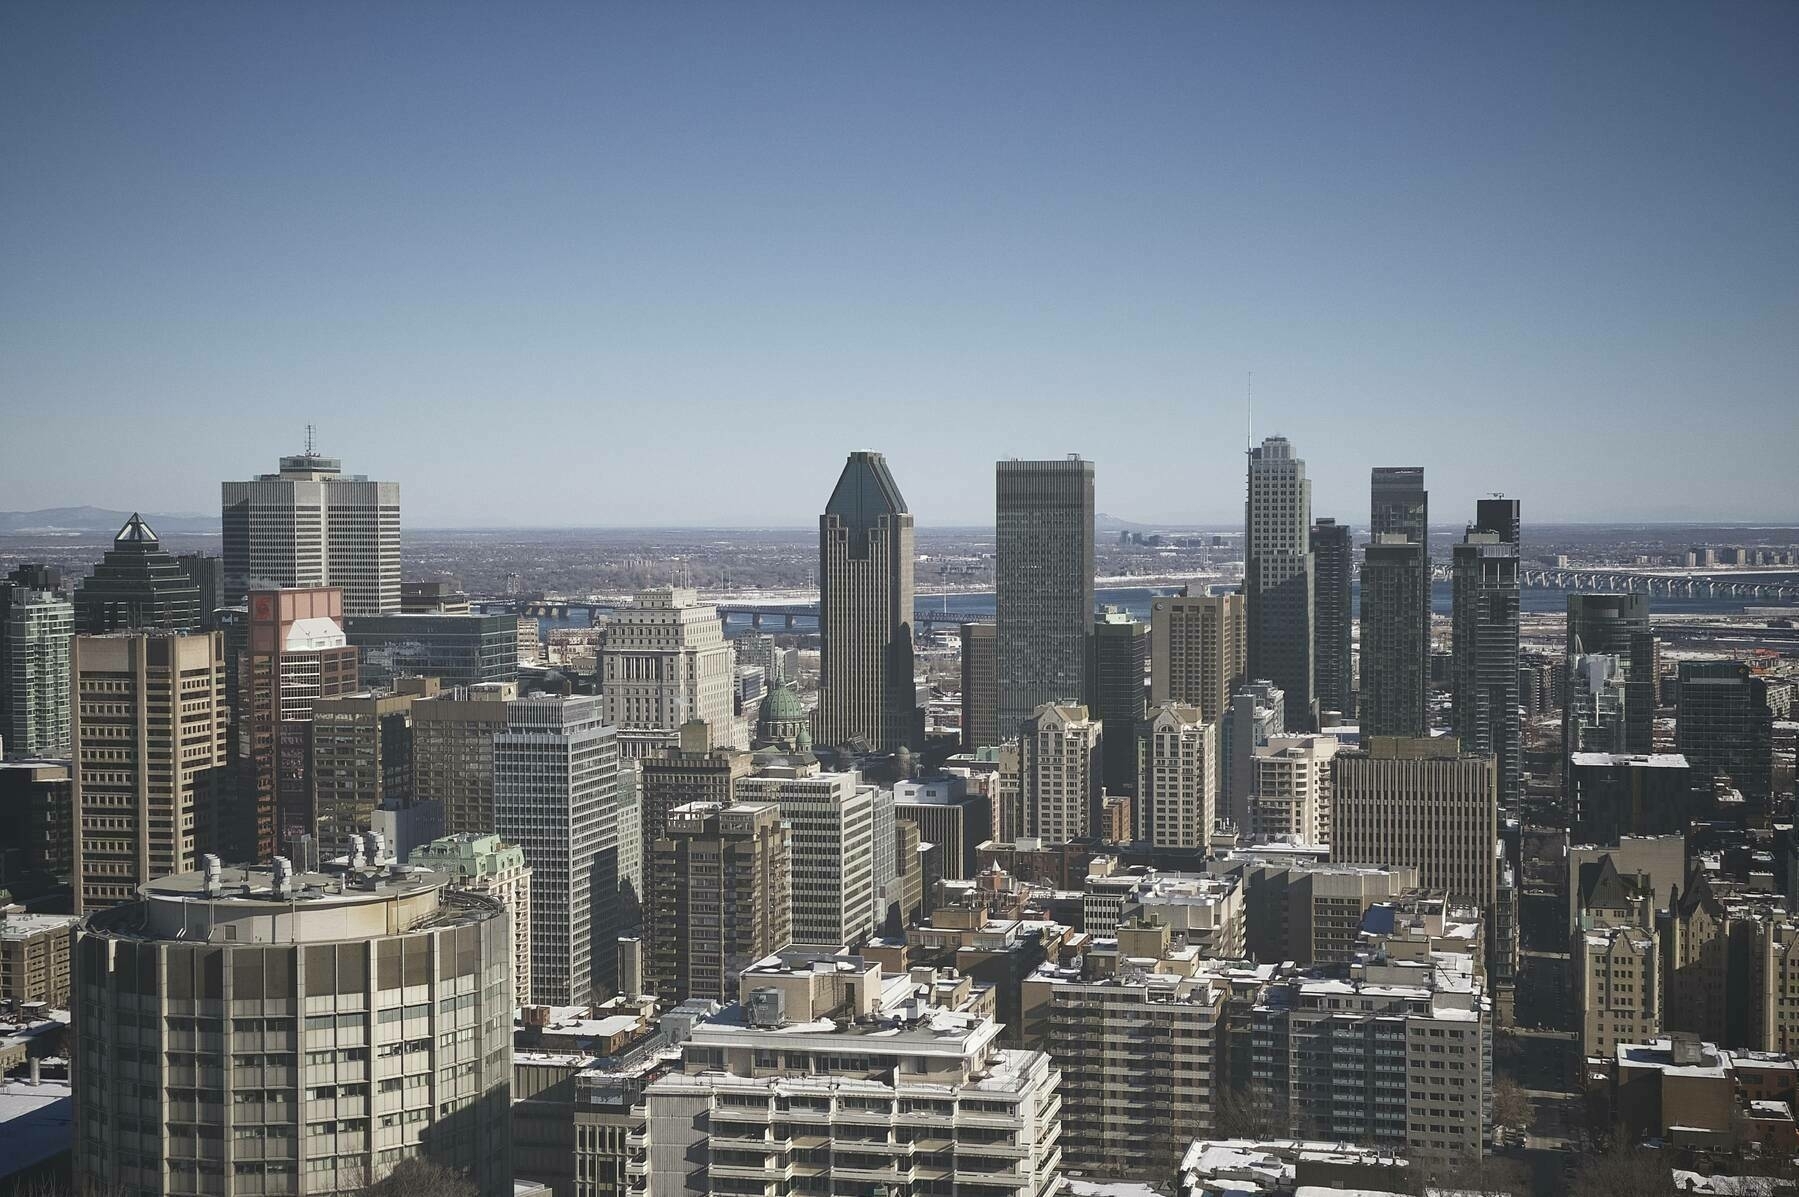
[3,2,1795,529]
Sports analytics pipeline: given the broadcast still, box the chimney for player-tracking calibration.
[29,1058,41,1085]
[272,856,295,899]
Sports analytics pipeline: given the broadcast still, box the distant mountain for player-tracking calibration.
[1094,512,1152,532]
[0,507,218,535]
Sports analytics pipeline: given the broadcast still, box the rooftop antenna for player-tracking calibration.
[305,424,317,457]
[1245,372,1253,454]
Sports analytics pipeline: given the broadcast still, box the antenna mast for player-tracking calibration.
[305,424,316,456]
[1245,372,1253,454]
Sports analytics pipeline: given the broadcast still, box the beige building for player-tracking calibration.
[1137,703,1218,849]
[0,911,77,1006]
[1149,590,1244,722]
[736,769,874,951]
[1025,920,1229,1179]
[73,860,514,1196]
[1580,924,1660,1060]
[1208,852,1422,965]
[1250,734,1340,846]
[1021,703,1101,844]
[412,682,515,837]
[1331,736,1498,908]
[637,719,751,856]
[70,631,229,912]
[599,588,737,758]
[645,800,792,1003]
[410,832,534,1008]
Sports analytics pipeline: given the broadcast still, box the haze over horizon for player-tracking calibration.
[4,3,1796,526]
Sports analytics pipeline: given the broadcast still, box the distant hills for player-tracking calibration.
[0,507,218,535]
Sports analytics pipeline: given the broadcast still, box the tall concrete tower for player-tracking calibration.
[1245,437,1315,730]
[222,448,400,617]
[996,457,1095,737]
[816,451,922,752]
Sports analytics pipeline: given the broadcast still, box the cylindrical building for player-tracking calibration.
[73,858,513,1197]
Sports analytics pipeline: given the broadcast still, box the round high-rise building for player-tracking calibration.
[73,858,513,1197]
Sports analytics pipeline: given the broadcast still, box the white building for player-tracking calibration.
[495,695,622,1004]
[222,451,401,616]
[737,770,875,951]
[1021,703,1100,845]
[633,953,1063,1197]
[599,588,739,757]
[1250,734,1340,846]
[1244,436,1316,730]
[1138,703,1219,849]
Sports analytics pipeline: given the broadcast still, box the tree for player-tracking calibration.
[1568,1147,1682,1197]
[1492,1076,1532,1130]
[360,1159,480,1197]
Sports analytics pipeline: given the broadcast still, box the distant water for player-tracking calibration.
[911,581,1795,622]
[531,578,1795,636]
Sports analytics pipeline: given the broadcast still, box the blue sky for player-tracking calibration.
[3,2,1795,528]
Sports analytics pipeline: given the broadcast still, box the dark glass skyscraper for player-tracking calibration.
[816,451,921,752]
[1086,608,1147,800]
[1311,517,1353,718]
[1677,660,1782,816]
[1359,535,1428,737]
[1245,437,1315,730]
[1368,467,1430,720]
[72,514,202,633]
[1453,499,1521,812]
[996,457,1095,737]
[1566,593,1656,755]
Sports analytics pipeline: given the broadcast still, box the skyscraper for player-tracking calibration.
[645,799,792,1004]
[1244,437,1315,730]
[1021,703,1102,844]
[1333,737,1498,917]
[736,769,875,951]
[1149,590,1244,723]
[638,718,752,858]
[310,689,421,853]
[222,449,401,617]
[494,695,622,1004]
[816,451,922,753]
[173,553,224,629]
[1310,518,1353,718]
[1567,593,1657,756]
[598,587,737,758]
[70,631,229,911]
[0,587,72,757]
[1136,703,1217,848]
[411,682,515,836]
[1367,467,1430,723]
[238,587,360,861]
[960,621,998,750]
[1359,535,1428,738]
[1370,467,1429,547]
[72,514,202,633]
[1452,499,1521,811]
[996,457,1095,736]
[1087,608,1147,799]
[1677,660,1785,815]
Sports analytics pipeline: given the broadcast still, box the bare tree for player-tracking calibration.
[1569,1147,1682,1197]
[1492,1076,1532,1130]
[360,1158,480,1197]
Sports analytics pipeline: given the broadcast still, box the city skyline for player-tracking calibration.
[5,4,1797,527]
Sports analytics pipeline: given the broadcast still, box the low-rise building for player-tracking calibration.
[0,912,76,1007]
[630,952,1064,1197]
